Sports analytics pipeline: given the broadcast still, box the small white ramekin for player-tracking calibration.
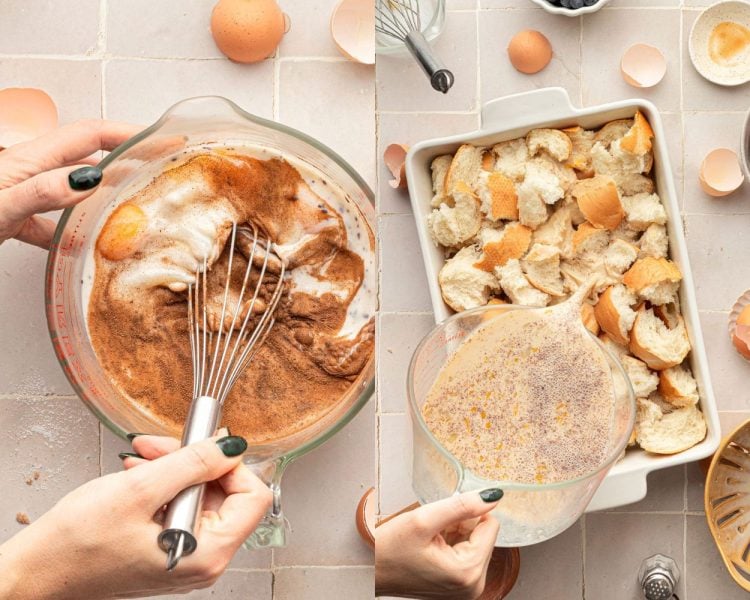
[528,0,612,16]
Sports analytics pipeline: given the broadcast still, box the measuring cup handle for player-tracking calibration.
[245,459,291,549]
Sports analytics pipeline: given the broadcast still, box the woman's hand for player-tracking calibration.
[0,434,272,600]
[375,489,503,600]
[0,119,141,248]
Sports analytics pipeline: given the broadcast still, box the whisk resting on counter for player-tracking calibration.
[157,223,285,571]
[376,0,455,94]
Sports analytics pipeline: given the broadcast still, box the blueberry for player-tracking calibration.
[583,0,599,5]
[569,0,584,7]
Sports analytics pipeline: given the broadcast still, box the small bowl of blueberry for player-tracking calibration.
[529,0,611,15]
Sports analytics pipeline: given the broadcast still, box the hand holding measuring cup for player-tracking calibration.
[0,119,141,248]
[0,434,271,600]
[374,489,503,600]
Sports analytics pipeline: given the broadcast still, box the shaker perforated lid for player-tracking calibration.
[638,554,680,600]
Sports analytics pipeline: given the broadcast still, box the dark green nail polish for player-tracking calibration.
[216,436,247,457]
[118,451,142,460]
[479,488,504,503]
[68,166,102,191]
[126,432,146,441]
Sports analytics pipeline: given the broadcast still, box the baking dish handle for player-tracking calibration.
[586,469,649,512]
[480,87,578,130]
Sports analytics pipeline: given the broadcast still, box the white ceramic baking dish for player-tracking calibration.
[404,87,721,511]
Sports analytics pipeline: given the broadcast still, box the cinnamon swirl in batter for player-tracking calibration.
[85,147,375,445]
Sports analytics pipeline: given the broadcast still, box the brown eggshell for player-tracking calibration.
[621,44,667,88]
[354,487,376,549]
[507,30,553,75]
[384,143,409,189]
[211,0,287,63]
[331,0,374,65]
[0,87,58,148]
[699,148,744,197]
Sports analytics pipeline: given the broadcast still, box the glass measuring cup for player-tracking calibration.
[408,303,635,547]
[45,96,375,549]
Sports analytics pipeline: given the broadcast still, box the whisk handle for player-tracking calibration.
[404,31,455,94]
[157,395,222,568]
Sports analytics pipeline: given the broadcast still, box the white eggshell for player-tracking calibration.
[699,148,744,197]
[0,88,58,148]
[331,0,374,65]
[384,143,409,189]
[621,44,667,88]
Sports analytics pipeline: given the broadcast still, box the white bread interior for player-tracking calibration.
[438,245,500,312]
[445,144,484,195]
[563,126,595,175]
[491,138,529,181]
[427,181,482,247]
[629,306,691,370]
[522,243,564,296]
[623,257,682,305]
[658,364,700,408]
[621,354,659,398]
[635,397,706,455]
[496,258,551,307]
[594,119,634,148]
[527,128,573,162]
[605,238,639,278]
[594,284,637,345]
[621,193,667,231]
[639,223,668,259]
[430,155,453,208]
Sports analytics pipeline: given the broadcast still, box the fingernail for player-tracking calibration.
[479,488,504,503]
[68,166,102,191]
[118,452,142,460]
[216,435,247,457]
[126,432,146,441]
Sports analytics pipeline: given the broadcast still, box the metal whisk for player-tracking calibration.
[376,0,454,94]
[157,223,285,571]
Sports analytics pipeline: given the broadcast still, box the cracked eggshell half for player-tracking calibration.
[0,87,58,149]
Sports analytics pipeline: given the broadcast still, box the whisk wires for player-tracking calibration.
[187,223,285,405]
[375,0,422,40]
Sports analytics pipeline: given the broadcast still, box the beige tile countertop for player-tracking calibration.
[0,1,374,599]
[376,1,750,599]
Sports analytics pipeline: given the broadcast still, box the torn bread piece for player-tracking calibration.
[522,243,564,296]
[445,145,484,195]
[491,138,529,181]
[496,258,551,307]
[621,193,667,231]
[430,155,453,208]
[594,284,637,345]
[623,257,682,305]
[563,126,595,175]
[639,223,668,259]
[604,238,639,277]
[527,128,573,162]
[594,119,634,149]
[477,171,519,222]
[573,222,610,256]
[581,302,599,335]
[599,332,629,359]
[620,111,655,157]
[611,221,641,244]
[635,397,706,454]
[629,305,691,370]
[516,180,549,229]
[427,182,482,247]
[439,245,500,312]
[621,354,659,398]
[590,142,656,196]
[533,204,576,259]
[523,159,568,205]
[658,364,700,408]
[473,222,533,273]
[571,175,624,231]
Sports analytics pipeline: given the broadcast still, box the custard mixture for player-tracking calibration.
[422,299,615,484]
[85,147,375,444]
